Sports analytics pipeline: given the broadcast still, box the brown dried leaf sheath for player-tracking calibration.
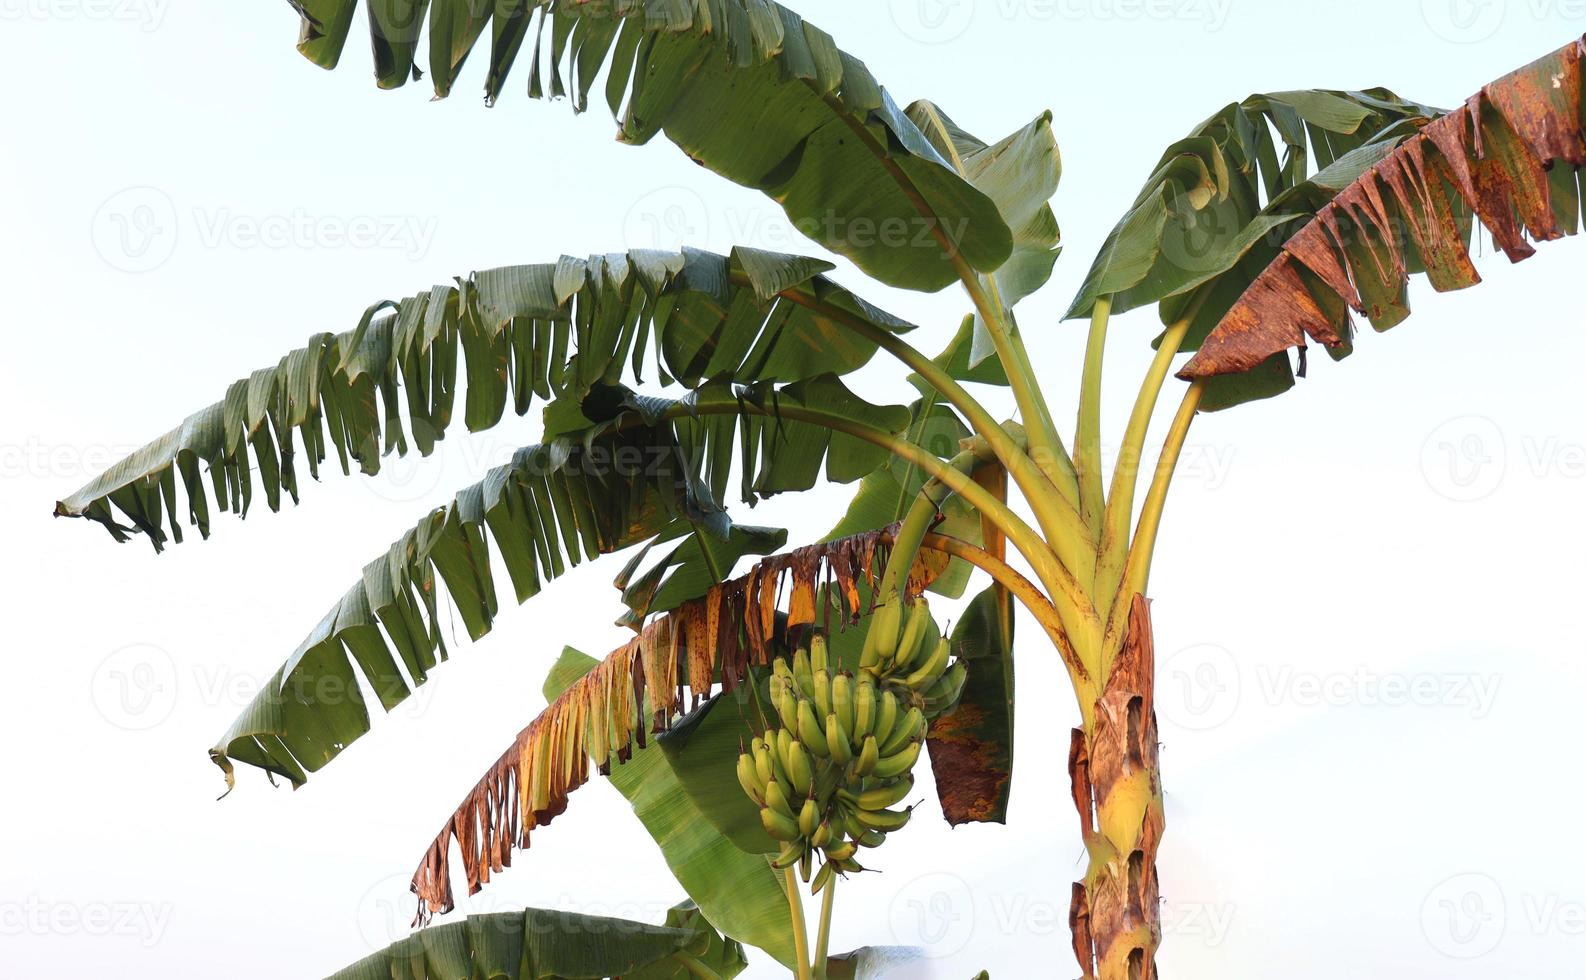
[1181,36,1586,381]
[409,527,939,922]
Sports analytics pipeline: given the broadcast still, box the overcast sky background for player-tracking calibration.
[4,2,1586,977]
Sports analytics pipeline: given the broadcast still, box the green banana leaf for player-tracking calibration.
[909,103,1063,365]
[926,585,1015,825]
[283,0,1012,293]
[627,902,750,980]
[546,648,798,970]
[657,686,778,856]
[210,376,910,789]
[1179,39,1586,410]
[1067,88,1441,322]
[56,246,911,550]
[325,902,745,979]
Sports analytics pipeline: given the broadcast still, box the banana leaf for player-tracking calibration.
[325,902,745,979]
[282,0,1013,292]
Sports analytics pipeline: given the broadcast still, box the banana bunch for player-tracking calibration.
[737,598,969,892]
[862,595,969,720]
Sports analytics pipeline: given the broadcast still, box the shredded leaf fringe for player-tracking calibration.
[1183,36,1586,380]
[409,525,941,922]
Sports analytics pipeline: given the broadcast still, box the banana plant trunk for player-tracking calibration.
[1068,594,1164,979]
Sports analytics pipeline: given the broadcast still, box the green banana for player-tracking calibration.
[855,774,913,810]
[879,706,925,757]
[859,627,883,672]
[895,597,930,669]
[810,633,829,674]
[810,859,835,895]
[772,841,803,869]
[924,659,968,716]
[840,807,866,842]
[855,734,879,777]
[753,740,775,788]
[831,672,855,736]
[775,681,800,733]
[857,828,887,848]
[904,638,951,691]
[761,806,800,842]
[736,752,766,804]
[797,700,829,757]
[826,712,854,765]
[872,690,900,751]
[764,780,795,821]
[855,805,912,833]
[813,668,832,718]
[836,858,865,874]
[785,738,814,792]
[811,821,834,849]
[822,839,858,862]
[799,847,812,883]
[870,600,902,664]
[854,678,876,737]
[793,647,814,699]
[872,738,923,780]
[799,797,820,837]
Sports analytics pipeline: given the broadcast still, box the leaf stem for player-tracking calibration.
[1093,301,1201,614]
[767,285,1090,570]
[674,951,726,980]
[1075,296,1111,543]
[1100,379,1204,670]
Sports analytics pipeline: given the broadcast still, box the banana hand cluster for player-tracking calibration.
[738,597,969,891]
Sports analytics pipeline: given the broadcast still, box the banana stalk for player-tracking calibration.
[1069,595,1165,980]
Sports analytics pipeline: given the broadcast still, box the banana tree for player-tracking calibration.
[54,2,1586,975]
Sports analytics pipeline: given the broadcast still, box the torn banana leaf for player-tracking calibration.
[284,0,1013,292]
[325,902,745,979]
[56,246,913,550]
[209,378,909,790]
[1180,37,1586,412]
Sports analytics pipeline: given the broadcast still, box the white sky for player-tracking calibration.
[4,2,1586,977]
